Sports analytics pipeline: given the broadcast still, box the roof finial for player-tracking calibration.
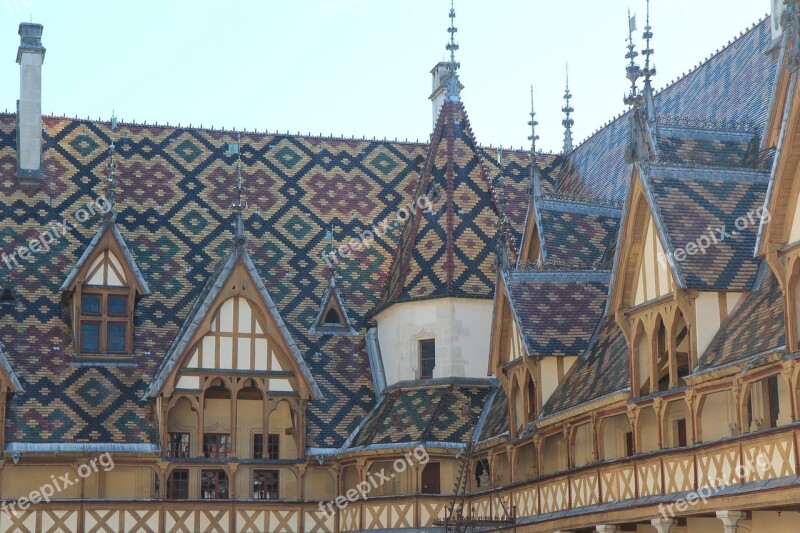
[103,113,119,222]
[446,0,461,101]
[623,9,641,107]
[528,85,539,155]
[228,133,247,245]
[562,64,574,154]
[528,85,542,199]
[641,0,655,87]
[325,223,337,282]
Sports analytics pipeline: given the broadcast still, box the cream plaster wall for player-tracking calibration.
[375,297,493,385]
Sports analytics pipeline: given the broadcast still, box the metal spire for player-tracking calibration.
[103,113,119,222]
[641,0,655,88]
[624,9,642,107]
[445,0,461,101]
[561,64,574,154]
[229,133,247,245]
[528,85,539,155]
[528,85,542,199]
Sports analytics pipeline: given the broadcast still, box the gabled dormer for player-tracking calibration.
[309,274,357,336]
[61,220,150,357]
[613,145,769,397]
[756,9,800,350]
[612,165,697,397]
[145,239,321,401]
[490,269,609,437]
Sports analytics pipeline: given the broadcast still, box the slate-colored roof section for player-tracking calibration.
[478,386,508,442]
[656,127,758,169]
[504,270,610,357]
[375,99,500,312]
[646,166,769,290]
[700,266,785,370]
[555,17,775,202]
[349,378,493,447]
[537,199,621,269]
[542,315,629,417]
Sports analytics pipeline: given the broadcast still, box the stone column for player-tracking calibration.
[716,510,746,532]
[651,517,676,533]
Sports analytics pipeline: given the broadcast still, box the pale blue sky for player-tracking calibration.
[0,0,768,153]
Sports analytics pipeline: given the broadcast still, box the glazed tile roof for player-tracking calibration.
[489,152,564,248]
[554,17,775,202]
[478,386,508,442]
[655,127,760,169]
[348,378,494,447]
[699,266,785,370]
[537,198,621,269]
[375,99,504,312]
[0,114,535,448]
[542,315,629,417]
[504,270,610,357]
[646,165,769,291]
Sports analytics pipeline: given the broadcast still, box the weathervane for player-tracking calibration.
[623,9,642,107]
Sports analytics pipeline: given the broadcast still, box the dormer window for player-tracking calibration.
[0,280,17,307]
[324,308,342,325]
[60,223,151,360]
[309,275,357,336]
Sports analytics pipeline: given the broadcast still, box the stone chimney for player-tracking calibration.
[16,22,45,179]
[429,62,463,130]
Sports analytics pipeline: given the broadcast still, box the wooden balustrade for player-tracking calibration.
[0,425,797,532]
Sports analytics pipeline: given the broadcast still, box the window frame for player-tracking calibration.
[253,433,280,459]
[419,338,436,380]
[166,469,189,499]
[201,469,229,500]
[167,432,190,458]
[76,287,134,356]
[203,433,231,459]
[253,470,280,500]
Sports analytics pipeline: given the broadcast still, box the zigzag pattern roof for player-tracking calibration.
[375,99,502,311]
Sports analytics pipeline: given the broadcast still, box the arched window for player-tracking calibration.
[673,311,690,381]
[655,317,669,392]
[525,377,537,422]
[635,322,651,396]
